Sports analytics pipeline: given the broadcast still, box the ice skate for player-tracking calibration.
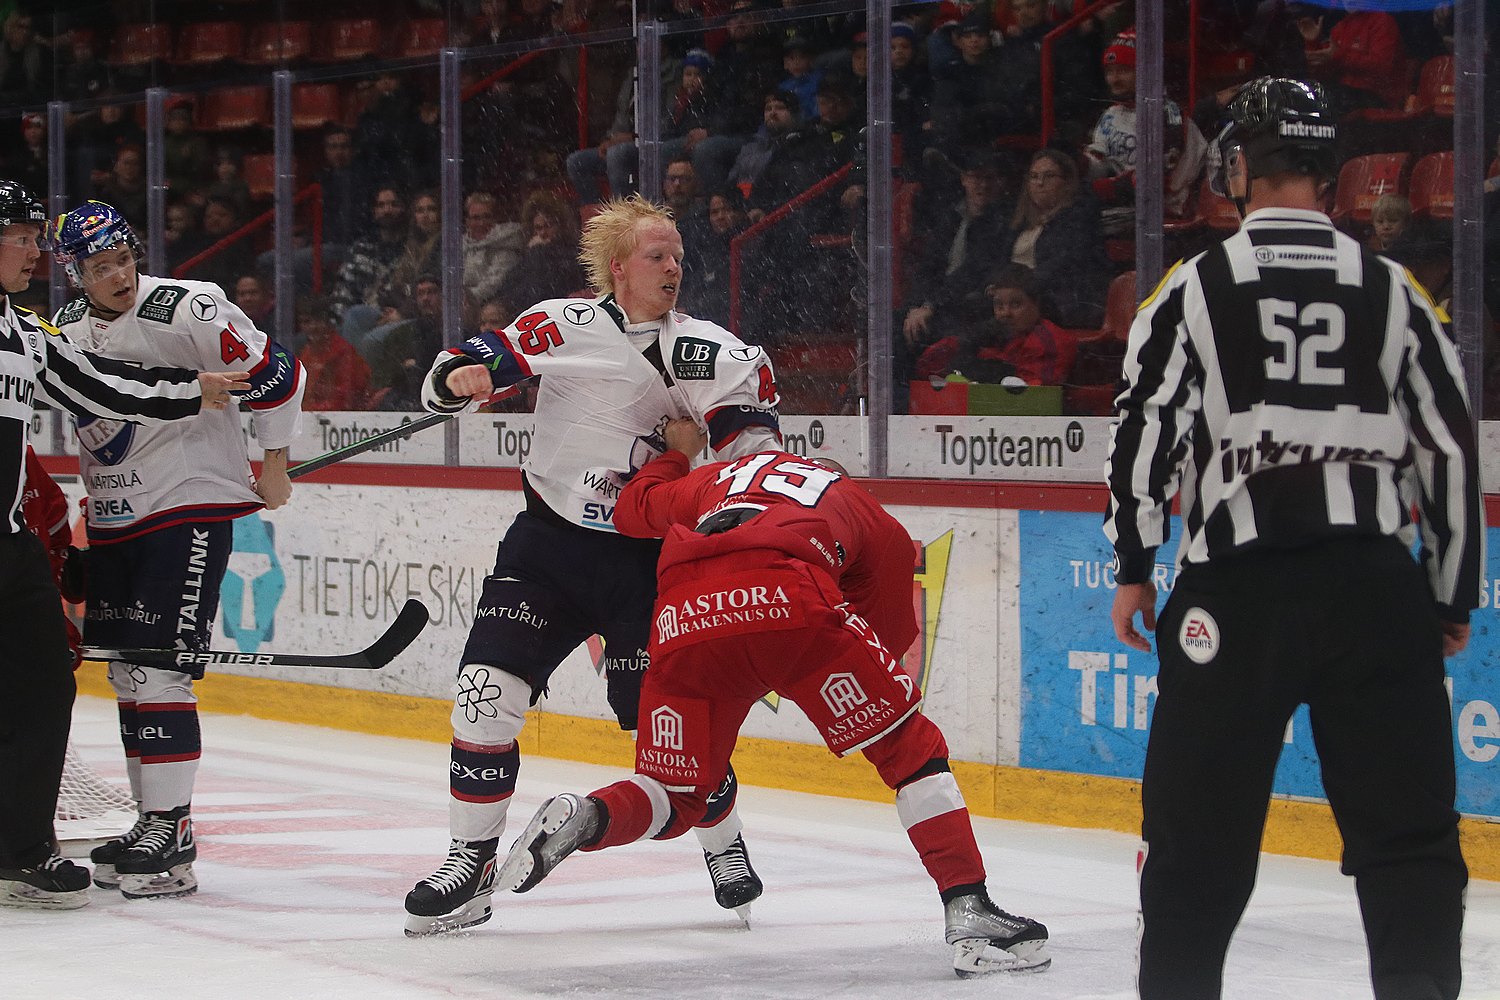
[404,838,498,937]
[0,852,91,910]
[497,793,601,894]
[89,813,149,889]
[703,834,762,925]
[116,806,198,900]
[944,890,1050,976]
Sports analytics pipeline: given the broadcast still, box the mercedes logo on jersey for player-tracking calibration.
[563,302,595,326]
[190,294,218,322]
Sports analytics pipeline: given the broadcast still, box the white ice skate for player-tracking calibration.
[497,793,601,894]
[944,891,1051,977]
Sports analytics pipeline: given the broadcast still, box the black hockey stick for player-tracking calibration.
[83,599,431,671]
[287,411,456,481]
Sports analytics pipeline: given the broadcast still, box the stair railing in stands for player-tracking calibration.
[728,162,853,337]
[1040,0,1119,146]
[174,184,324,292]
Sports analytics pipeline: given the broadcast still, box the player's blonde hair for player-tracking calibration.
[578,194,677,294]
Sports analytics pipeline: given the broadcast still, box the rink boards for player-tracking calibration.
[37,411,1500,877]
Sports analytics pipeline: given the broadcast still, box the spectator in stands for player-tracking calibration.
[728,90,800,197]
[712,0,786,149]
[188,195,256,292]
[330,186,411,334]
[95,144,149,231]
[930,15,1015,156]
[1083,29,1208,236]
[679,188,748,328]
[496,191,587,314]
[205,146,252,218]
[315,127,366,253]
[900,149,1013,358]
[1366,193,1413,254]
[778,35,824,121]
[1295,1,1406,111]
[296,295,371,411]
[164,101,211,204]
[663,48,744,198]
[8,113,46,199]
[59,27,111,103]
[164,200,210,273]
[382,189,443,306]
[72,93,144,199]
[232,273,278,343]
[565,69,637,202]
[463,191,524,308]
[664,156,705,222]
[371,273,448,412]
[915,265,1077,386]
[354,71,426,196]
[0,10,51,105]
[999,148,1110,329]
[890,21,933,175]
[477,297,513,332]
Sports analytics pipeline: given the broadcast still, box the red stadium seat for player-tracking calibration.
[291,83,344,130]
[1330,152,1411,226]
[105,23,173,67]
[1408,151,1454,220]
[198,86,271,132]
[172,22,244,66]
[243,21,314,65]
[1411,56,1455,117]
[394,18,448,59]
[320,19,383,62]
[241,153,277,201]
[1196,178,1243,232]
[1100,271,1138,342]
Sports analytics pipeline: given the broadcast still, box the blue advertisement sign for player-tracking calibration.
[1017,510,1500,818]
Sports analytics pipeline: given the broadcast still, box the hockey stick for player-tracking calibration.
[83,599,431,671]
[287,411,456,481]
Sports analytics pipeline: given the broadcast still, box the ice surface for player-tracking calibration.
[10,696,1499,1000]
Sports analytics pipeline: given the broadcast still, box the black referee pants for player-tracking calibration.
[1137,536,1466,1000]
[0,530,77,868]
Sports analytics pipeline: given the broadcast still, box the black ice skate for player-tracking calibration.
[89,813,150,889]
[115,806,197,899]
[497,793,602,894]
[0,851,92,910]
[403,838,498,937]
[943,890,1051,976]
[703,834,763,925]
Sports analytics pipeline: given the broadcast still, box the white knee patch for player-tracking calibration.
[628,774,673,840]
[109,662,195,705]
[450,664,531,745]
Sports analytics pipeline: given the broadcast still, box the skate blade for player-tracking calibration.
[733,903,752,928]
[0,880,92,910]
[119,864,198,900]
[404,894,494,937]
[497,795,577,893]
[952,937,1052,977]
[92,863,120,890]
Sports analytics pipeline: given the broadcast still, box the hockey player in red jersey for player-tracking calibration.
[496,419,1051,978]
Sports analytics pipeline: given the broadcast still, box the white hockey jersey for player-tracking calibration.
[422,294,780,532]
[1085,99,1208,218]
[53,274,306,543]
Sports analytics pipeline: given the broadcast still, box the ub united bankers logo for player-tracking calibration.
[74,413,135,466]
[1178,608,1220,664]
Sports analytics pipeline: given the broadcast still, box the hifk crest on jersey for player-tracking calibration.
[623,416,670,482]
[75,413,136,465]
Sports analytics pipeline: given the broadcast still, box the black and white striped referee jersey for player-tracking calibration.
[1104,207,1483,619]
[0,296,204,536]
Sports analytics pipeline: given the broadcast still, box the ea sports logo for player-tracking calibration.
[1178,608,1219,664]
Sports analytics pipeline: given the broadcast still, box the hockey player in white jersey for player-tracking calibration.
[404,194,780,936]
[51,201,306,900]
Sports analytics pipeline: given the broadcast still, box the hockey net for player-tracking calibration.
[55,740,136,844]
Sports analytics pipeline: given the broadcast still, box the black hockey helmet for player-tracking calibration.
[0,178,49,233]
[1208,77,1338,200]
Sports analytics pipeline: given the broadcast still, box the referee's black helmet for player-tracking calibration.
[0,179,48,230]
[1208,77,1338,197]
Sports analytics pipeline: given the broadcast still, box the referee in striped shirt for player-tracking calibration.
[0,179,245,909]
[1104,80,1480,1000]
